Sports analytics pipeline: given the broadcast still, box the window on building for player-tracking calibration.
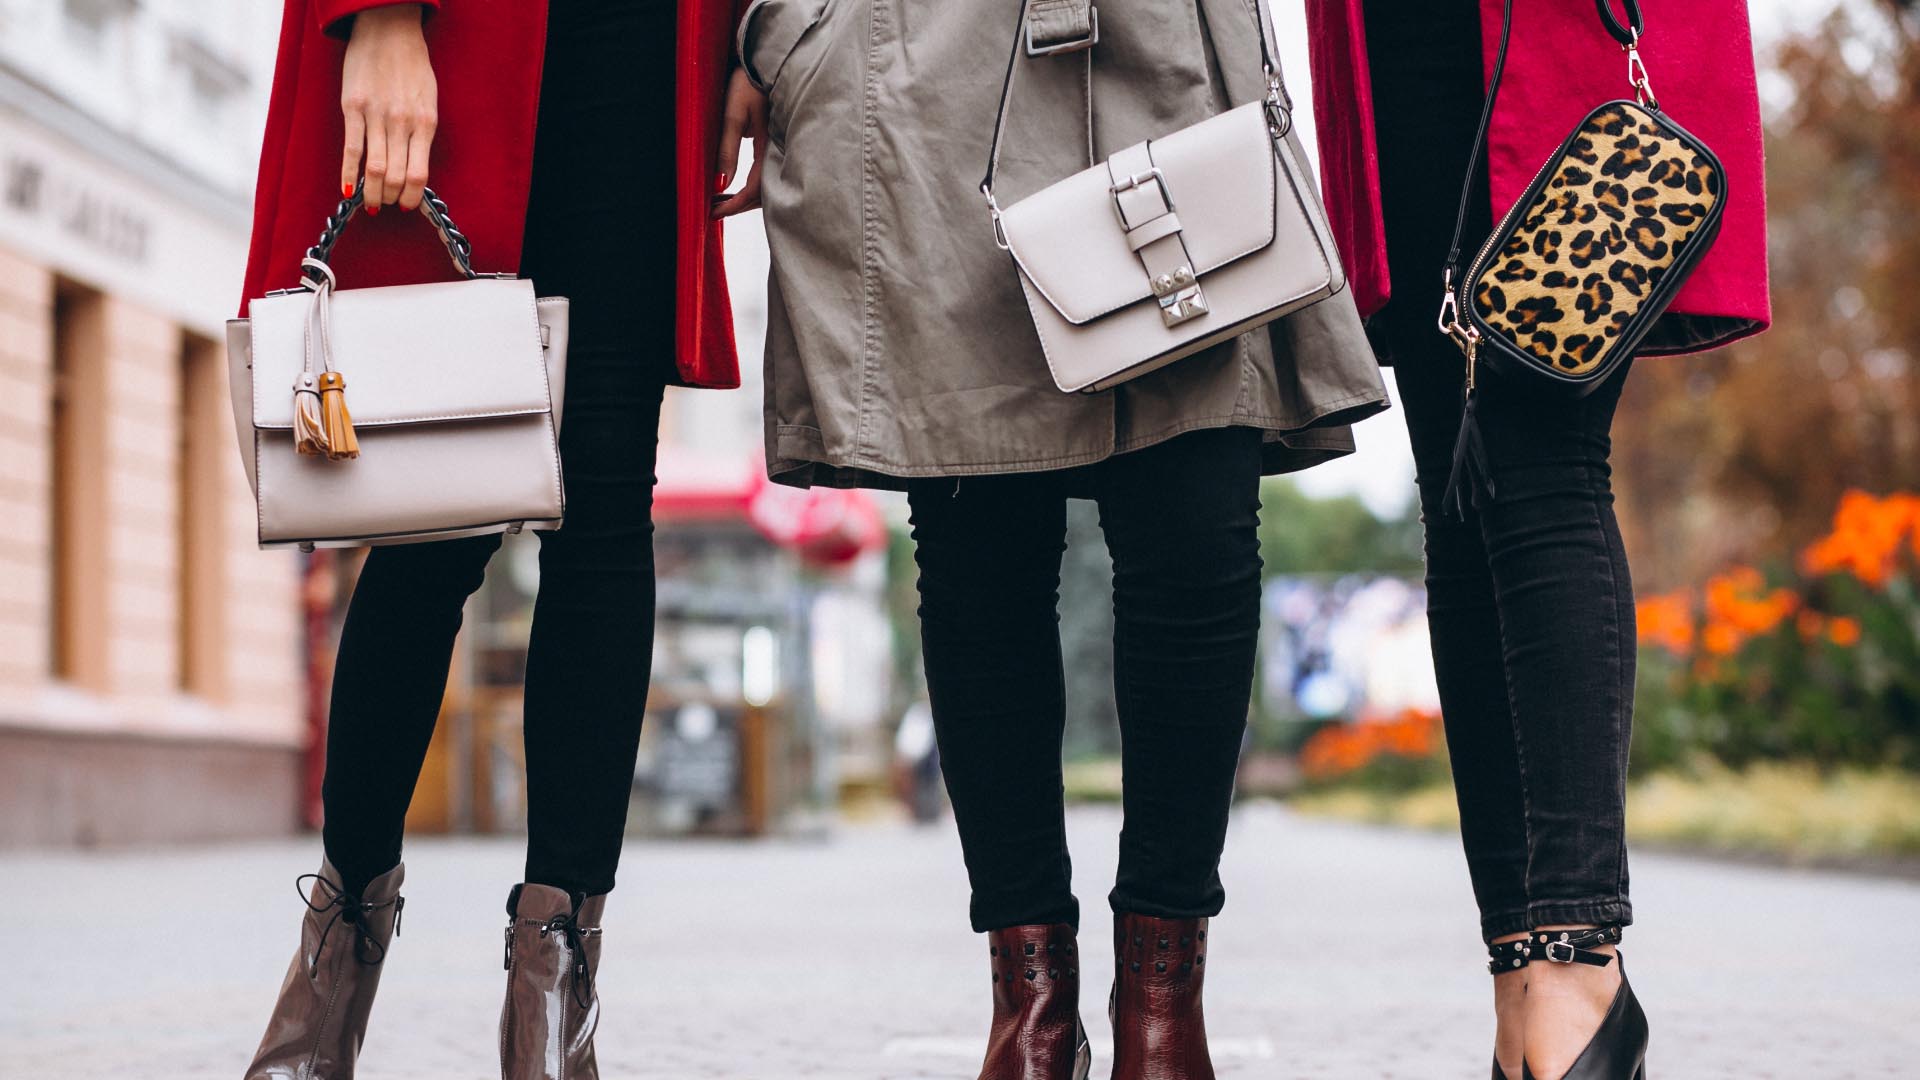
[50,281,108,690]
[177,332,227,700]
[170,32,250,130]
[60,0,134,51]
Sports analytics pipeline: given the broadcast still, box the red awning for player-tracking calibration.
[655,446,886,566]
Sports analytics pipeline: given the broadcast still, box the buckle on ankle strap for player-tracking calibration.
[1534,926,1623,967]
[1543,939,1581,964]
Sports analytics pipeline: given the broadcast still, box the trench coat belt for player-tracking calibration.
[1025,0,1098,54]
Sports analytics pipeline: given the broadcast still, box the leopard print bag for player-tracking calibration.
[1433,0,1727,515]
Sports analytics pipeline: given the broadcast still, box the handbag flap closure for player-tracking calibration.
[244,277,553,430]
[999,102,1277,326]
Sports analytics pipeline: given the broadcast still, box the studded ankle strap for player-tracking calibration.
[1487,937,1533,974]
[1531,925,1622,968]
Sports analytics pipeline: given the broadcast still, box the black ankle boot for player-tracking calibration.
[1520,927,1647,1080]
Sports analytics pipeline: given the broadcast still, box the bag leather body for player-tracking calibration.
[1433,0,1729,516]
[1456,99,1725,396]
[228,187,571,550]
[988,0,1344,393]
[1438,0,1729,399]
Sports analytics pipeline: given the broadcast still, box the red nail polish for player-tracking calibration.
[343,182,354,198]
[365,203,380,216]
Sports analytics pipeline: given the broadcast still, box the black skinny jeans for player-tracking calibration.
[908,427,1265,933]
[1365,0,1635,941]
[321,1,675,900]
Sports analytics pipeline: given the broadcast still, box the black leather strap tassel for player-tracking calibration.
[1441,389,1496,519]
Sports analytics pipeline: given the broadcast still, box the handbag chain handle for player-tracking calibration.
[1434,0,1653,346]
[978,0,1295,247]
[300,179,478,284]
[283,177,482,463]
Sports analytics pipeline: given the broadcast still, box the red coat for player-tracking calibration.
[242,0,744,389]
[1305,0,1771,353]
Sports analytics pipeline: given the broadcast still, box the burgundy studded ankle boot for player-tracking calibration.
[1110,914,1214,1080]
[979,923,1091,1080]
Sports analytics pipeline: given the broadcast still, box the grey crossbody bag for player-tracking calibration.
[981,0,1346,392]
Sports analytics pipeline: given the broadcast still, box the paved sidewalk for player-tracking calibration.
[3,803,1917,1078]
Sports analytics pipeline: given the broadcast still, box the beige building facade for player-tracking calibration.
[0,0,302,846]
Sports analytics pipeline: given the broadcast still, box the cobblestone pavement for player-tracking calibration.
[3,803,1918,1079]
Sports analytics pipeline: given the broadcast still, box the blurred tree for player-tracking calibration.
[1613,2,1920,588]
[1257,478,1425,576]
[1061,501,1120,758]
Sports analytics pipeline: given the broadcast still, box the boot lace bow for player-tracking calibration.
[297,872,404,974]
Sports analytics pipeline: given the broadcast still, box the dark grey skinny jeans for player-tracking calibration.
[1365,0,1636,941]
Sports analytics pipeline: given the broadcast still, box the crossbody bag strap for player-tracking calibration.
[980,0,1096,231]
[1437,0,1647,305]
[981,0,1293,235]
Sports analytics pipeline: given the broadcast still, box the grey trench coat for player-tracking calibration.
[741,0,1389,489]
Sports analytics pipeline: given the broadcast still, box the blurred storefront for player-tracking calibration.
[0,1,301,846]
[0,1,896,847]
[1261,574,1440,726]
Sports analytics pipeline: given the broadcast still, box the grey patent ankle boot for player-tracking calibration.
[500,883,607,1080]
[245,858,405,1079]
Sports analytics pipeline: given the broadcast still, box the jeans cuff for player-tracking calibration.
[972,896,1081,935]
[1527,898,1633,931]
[1479,909,1533,944]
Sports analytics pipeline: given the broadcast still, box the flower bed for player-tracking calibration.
[1634,490,1920,770]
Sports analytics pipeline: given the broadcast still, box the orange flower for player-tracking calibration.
[1801,489,1920,589]
[1298,709,1443,780]
[1827,616,1863,647]
[1697,567,1798,656]
[1636,591,1696,655]
[1702,622,1742,656]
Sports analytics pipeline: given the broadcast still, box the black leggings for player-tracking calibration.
[907,427,1265,933]
[321,1,675,899]
[1366,0,1635,941]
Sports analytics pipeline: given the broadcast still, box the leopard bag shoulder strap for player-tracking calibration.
[1434,0,1658,518]
[1437,0,1647,329]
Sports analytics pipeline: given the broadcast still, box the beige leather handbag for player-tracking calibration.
[227,187,570,551]
[982,0,1344,393]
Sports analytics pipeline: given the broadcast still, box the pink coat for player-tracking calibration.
[1304,0,1771,352]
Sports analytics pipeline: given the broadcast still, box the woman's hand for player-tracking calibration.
[340,4,437,214]
[712,68,768,219]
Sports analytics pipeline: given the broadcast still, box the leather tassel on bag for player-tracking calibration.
[293,374,328,457]
[316,371,359,460]
[1440,387,1495,519]
[292,255,358,462]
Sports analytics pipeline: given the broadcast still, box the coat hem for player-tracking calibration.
[767,387,1390,490]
